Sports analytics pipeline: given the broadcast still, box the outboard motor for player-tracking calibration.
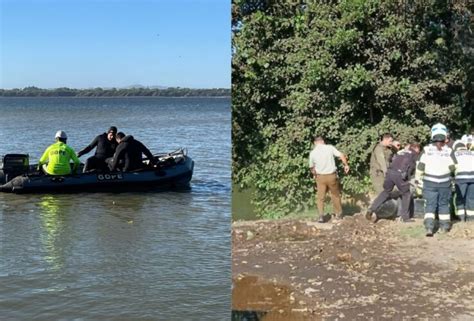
[0,154,29,184]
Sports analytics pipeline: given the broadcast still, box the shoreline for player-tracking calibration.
[232,214,474,320]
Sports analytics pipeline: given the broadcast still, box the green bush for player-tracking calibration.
[232,0,473,218]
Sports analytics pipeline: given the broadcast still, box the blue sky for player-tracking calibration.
[0,0,230,89]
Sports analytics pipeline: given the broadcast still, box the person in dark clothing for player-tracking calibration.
[108,132,155,172]
[366,143,421,223]
[77,126,118,172]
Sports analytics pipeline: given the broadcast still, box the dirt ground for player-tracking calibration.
[232,215,474,321]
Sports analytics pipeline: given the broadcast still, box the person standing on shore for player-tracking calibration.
[452,140,474,222]
[415,123,456,236]
[309,136,350,223]
[369,133,394,194]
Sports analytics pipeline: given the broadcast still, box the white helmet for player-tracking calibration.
[55,130,67,139]
[430,123,447,140]
[461,134,473,145]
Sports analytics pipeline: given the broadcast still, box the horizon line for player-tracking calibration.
[0,86,231,90]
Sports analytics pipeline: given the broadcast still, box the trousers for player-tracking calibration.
[315,173,342,217]
[423,185,451,230]
[455,182,474,221]
[83,156,109,172]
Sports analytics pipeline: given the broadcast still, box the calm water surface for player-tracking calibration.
[0,97,230,320]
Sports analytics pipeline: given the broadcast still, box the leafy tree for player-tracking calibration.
[232,0,473,218]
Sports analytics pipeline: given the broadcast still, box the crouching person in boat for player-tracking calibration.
[77,126,118,172]
[108,132,156,172]
[38,130,80,175]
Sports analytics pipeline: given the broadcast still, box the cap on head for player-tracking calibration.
[431,123,447,140]
[116,132,125,140]
[55,130,67,139]
[108,126,117,134]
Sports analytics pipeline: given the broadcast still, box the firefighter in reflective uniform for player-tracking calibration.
[453,140,474,222]
[38,130,81,175]
[415,124,456,236]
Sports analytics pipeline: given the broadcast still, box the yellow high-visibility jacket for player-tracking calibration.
[39,141,80,175]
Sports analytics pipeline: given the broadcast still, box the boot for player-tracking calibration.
[424,218,435,237]
[439,222,451,233]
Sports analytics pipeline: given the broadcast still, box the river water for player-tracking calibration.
[0,97,231,320]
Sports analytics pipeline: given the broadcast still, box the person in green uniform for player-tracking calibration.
[369,133,394,194]
[38,130,80,175]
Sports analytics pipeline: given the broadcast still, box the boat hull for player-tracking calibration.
[0,156,194,194]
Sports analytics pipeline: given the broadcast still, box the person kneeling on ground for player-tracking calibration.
[308,136,350,223]
[77,126,118,172]
[38,130,80,175]
[366,142,421,223]
[108,132,156,172]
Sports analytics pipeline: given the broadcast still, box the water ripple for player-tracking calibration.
[0,97,231,320]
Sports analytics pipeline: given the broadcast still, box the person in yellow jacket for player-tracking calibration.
[38,130,80,175]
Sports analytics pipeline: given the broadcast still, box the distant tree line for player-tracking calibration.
[0,87,230,97]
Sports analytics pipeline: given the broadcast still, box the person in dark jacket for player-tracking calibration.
[366,143,421,223]
[108,132,155,172]
[77,126,118,172]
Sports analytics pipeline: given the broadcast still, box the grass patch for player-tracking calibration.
[398,224,426,239]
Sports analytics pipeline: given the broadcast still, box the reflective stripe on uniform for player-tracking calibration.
[456,174,474,180]
[424,173,452,179]
[457,209,466,215]
[423,176,451,184]
[419,145,455,177]
[439,214,451,221]
[424,212,435,219]
[466,210,474,217]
